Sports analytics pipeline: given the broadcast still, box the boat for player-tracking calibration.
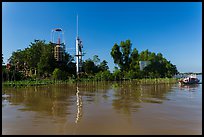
[178,74,200,84]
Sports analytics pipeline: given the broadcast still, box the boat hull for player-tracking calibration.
[179,79,200,85]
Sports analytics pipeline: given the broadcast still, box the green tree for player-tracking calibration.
[37,43,56,77]
[93,55,100,65]
[144,56,178,78]
[130,48,139,71]
[94,70,112,81]
[120,40,132,71]
[111,40,132,71]
[110,43,122,68]
[149,52,156,62]
[64,53,76,76]
[112,67,123,81]
[110,40,178,79]
[83,59,95,75]
[26,40,44,69]
[139,49,150,61]
[8,49,26,70]
[52,68,62,80]
[156,53,163,62]
[7,39,77,80]
[98,60,109,72]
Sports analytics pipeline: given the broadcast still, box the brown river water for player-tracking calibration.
[2,77,202,135]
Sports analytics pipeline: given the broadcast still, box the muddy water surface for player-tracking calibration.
[2,79,202,135]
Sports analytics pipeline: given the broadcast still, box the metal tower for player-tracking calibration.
[75,15,83,75]
[51,28,65,62]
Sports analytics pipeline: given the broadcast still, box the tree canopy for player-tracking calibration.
[3,39,178,82]
[110,39,178,78]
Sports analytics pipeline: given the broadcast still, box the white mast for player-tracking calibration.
[76,15,83,76]
[77,15,78,38]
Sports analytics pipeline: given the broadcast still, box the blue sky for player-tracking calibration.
[2,2,202,73]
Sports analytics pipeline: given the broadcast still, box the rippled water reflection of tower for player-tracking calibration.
[51,28,65,62]
[75,85,83,124]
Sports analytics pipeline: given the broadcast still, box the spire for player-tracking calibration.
[77,14,78,37]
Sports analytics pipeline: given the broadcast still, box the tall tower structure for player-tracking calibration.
[51,28,65,62]
[76,15,83,75]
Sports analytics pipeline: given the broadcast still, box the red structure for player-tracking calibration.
[51,28,65,62]
[6,63,11,70]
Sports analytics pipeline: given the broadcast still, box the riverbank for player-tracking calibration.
[2,78,178,88]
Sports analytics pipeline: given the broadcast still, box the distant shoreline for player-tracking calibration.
[179,72,202,75]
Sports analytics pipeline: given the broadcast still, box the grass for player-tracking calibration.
[2,79,68,88]
[2,77,178,88]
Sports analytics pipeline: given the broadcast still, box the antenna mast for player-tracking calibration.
[75,15,83,76]
[77,14,78,37]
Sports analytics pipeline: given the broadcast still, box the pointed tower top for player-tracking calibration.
[77,14,78,37]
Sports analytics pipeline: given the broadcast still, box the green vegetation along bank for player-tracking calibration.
[2,78,178,88]
[2,39,179,86]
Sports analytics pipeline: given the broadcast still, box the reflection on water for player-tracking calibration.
[178,84,200,92]
[111,83,172,114]
[2,81,202,135]
[75,85,83,123]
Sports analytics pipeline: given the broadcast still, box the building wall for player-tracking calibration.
[139,61,151,71]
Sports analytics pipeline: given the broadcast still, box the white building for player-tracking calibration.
[139,61,151,71]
